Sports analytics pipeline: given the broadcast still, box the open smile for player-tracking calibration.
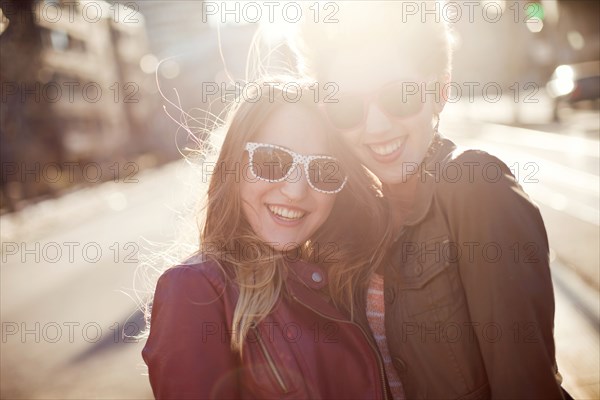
[267,204,308,224]
[365,136,408,163]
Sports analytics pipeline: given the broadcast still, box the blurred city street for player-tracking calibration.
[1,0,599,399]
[1,99,598,399]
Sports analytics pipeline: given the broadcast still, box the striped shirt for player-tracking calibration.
[366,273,405,399]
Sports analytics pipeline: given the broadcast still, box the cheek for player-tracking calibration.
[239,181,252,209]
[239,181,267,225]
[402,111,434,139]
[239,194,257,233]
[335,132,365,160]
[240,178,268,202]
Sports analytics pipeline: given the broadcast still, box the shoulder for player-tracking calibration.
[421,139,548,253]
[431,146,543,218]
[155,255,234,304]
[437,147,520,196]
[423,136,516,191]
[448,147,513,181]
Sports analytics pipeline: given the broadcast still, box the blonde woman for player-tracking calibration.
[142,80,393,399]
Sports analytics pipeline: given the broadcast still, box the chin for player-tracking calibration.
[382,174,408,185]
[268,235,304,251]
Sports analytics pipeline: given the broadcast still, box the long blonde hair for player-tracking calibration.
[199,79,294,354]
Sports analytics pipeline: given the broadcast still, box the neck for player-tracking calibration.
[383,174,419,230]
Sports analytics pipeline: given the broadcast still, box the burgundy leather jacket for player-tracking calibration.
[142,258,389,399]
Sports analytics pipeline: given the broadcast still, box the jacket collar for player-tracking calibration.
[284,260,349,322]
[287,259,328,290]
[387,134,457,228]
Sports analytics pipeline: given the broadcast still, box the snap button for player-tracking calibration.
[392,357,407,373]
[384,287,396,304]
[311,271,323,283]
[414,263,423,276]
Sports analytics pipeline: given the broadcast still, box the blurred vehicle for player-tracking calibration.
[546,61,600,121]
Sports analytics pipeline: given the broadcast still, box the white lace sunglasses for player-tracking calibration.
[245,142,348,194]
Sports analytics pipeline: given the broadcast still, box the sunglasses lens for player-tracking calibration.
[379,82,423,118]
[308,159,346,192]
[324,96,364,130]
[251,147,293,181]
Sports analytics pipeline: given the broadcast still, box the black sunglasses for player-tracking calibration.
[322,80,437,130]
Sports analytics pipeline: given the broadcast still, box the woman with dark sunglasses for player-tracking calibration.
[292,2,567,400]
[141,79,393,399]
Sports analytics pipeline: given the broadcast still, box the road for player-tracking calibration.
[0,163,193,399]
[1,107,599,399]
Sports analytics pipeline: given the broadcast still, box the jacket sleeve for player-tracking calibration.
[142,264,241,400]
[441,150,564,400]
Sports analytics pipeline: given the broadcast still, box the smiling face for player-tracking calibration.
[324,43,444,185]
[240,104,336,251]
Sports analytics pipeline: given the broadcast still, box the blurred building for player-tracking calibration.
[554,0,600,64]
[0,0,165,212]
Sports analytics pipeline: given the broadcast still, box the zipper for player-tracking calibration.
[252,325,289,394]
[289,293,389,400]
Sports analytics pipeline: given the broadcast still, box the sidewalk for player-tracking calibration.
[552,257,600,399]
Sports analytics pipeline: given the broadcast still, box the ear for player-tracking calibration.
[434,72,451,114]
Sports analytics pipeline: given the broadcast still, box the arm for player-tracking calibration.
[442,151,563,399]
[142,264,241,400]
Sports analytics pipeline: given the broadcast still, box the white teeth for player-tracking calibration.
[368,137,405,156]
[268,205,306,220]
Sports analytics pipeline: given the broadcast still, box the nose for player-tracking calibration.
[279,165,310,201]
[364,103,393,137]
